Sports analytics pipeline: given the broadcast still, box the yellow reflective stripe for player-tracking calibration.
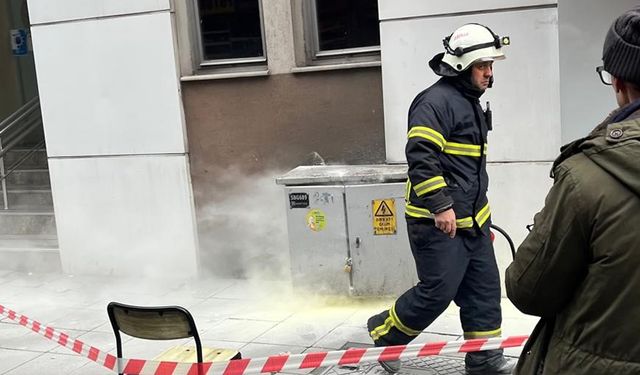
[407,203,473,228]
[408,126,446,150]
[464,328,502,339]
[369,305,422,340]
[444,149,481,157]
[446,142,482,151]
[475,202,491,227]
[405,203,432,219]
[390,304,421,336]
[409,126,446,145]
[370,315,393,340]
[484,143,488,155]
[413,176,447,196]
[405,179,411,201]
[456,217,474,228]
[443,142,482,157]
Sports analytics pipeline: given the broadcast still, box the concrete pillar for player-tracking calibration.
[558,0,640,143]
[27,0,199,277]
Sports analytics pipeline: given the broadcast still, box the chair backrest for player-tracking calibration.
[107,301,204,372]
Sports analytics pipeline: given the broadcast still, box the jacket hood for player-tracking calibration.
[430,53,486,99]
[429,52,460,77]
[560,99,640,196]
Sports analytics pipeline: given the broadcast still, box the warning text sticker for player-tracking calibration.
[372,199,396,235]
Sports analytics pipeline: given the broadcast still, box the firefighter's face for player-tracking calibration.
[470,61,493,90]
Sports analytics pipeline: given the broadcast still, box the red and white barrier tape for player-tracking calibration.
[0,304,117,370]
[1,304,528,375]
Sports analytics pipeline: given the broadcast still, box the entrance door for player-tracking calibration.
[1,0,38,120]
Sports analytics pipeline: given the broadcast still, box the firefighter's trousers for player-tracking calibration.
[368,218,503,365]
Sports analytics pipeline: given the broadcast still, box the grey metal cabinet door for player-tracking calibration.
[283,186,351,294]
[345,183,417,296]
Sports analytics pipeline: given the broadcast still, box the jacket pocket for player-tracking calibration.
[445,173,471,193]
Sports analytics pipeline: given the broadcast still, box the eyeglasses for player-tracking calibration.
[596,65,612,85]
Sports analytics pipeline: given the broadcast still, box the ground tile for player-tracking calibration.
[239,342,307,359]
[2,273,63,289]
[165,278,238,299]
[0,322,77,352]
[49,329,122,355]
[48,308,110,331]
[254,317,341,347]
[67,361,112,375]
[313,325,371,350]
[186,297,257,325]
[212,279,294,301]
[200,318,278,343]
[0,348,42,374]
[3,352,89,375]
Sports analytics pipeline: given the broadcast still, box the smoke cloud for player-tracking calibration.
[195,167,291,281]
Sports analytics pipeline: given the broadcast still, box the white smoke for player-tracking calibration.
[195,167,291,281]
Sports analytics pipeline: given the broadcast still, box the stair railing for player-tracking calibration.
[0,97,45,210]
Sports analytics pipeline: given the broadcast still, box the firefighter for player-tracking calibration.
[367,23,515,374]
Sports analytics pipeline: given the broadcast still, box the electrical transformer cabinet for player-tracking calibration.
[276,165,417,296]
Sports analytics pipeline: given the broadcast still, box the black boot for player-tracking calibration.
[378,359,402,374]
[367,312,402,374]
[465,350,516,374]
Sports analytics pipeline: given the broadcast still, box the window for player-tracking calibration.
[194,0,266,67]
[306,0,380,60]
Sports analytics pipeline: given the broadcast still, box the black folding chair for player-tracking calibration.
[107,301,240,375]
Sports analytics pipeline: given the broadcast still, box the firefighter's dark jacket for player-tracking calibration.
[506,99,640,374]
[405,77,491,230]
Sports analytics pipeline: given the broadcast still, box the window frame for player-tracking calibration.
[302,0,381,63]
[191,0,268,68]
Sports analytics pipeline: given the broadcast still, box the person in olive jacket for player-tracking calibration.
[506,6,640,375]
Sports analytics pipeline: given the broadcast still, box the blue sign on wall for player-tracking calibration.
[10,28,28,56]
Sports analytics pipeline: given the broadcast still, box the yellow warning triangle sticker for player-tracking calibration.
[374,201,394,217]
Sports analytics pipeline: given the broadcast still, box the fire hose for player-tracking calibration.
[490,223,516,259]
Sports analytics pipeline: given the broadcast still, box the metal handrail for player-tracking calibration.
[0,118,42,160]
[2,140,45,180]
[0,103,40,139]
[0,97,46,209]
[0,97,39,134]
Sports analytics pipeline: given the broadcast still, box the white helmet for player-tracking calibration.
[441,23,510,72]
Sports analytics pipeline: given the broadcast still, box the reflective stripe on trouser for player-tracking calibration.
[369,303,421,343]
[368,220,502,347]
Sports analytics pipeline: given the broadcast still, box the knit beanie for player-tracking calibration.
[603,6,640,85]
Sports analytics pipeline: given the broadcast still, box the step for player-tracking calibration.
[0,234,58,248]
[2,149,48,169]
[11,126,45,148]
[3,169,51,187]
[3,189,54,209]
[0,210,56,236]
[0,235,61,272]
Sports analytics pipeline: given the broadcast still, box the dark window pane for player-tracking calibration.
[198,0,263,61]
[316,0,380,51]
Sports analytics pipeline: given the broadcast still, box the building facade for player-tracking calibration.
[3,0,635,278]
